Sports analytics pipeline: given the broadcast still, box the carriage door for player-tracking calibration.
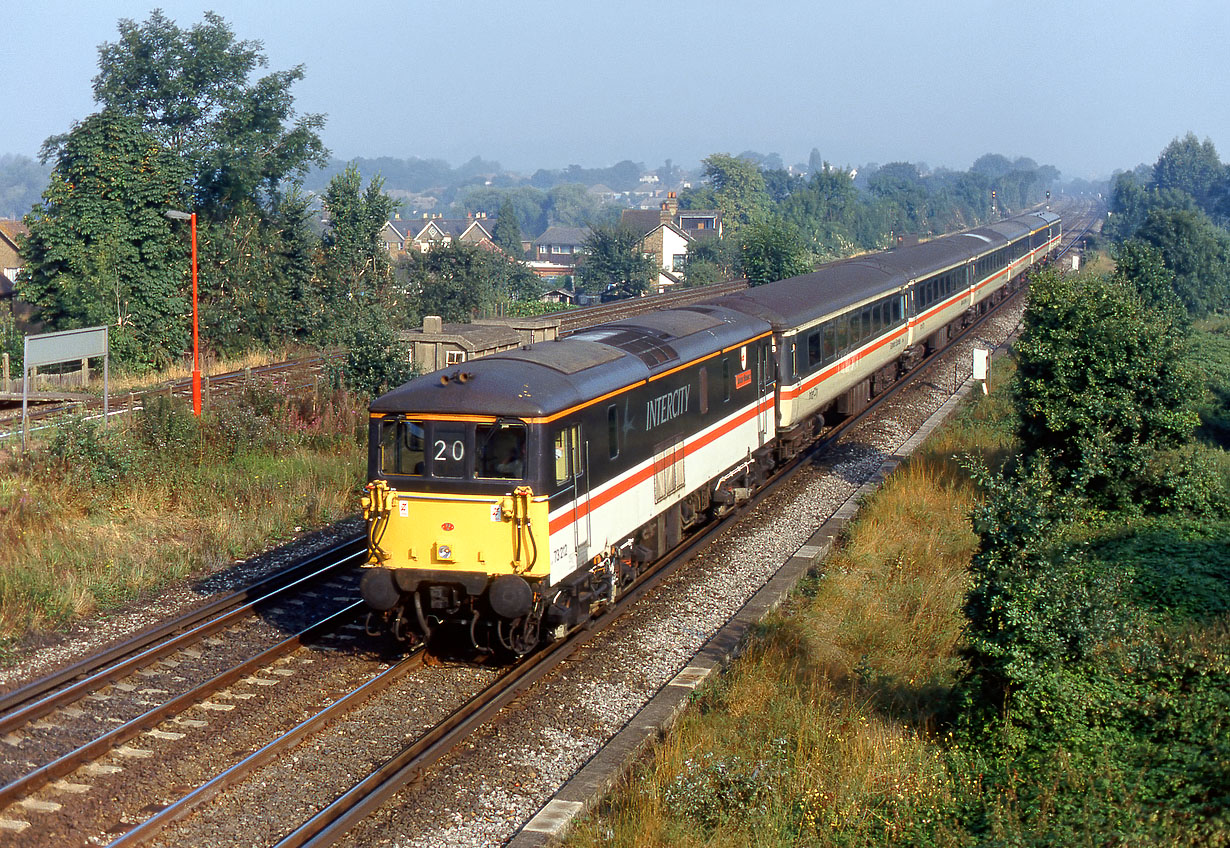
[756,342,775,445]
[554,424,589,566]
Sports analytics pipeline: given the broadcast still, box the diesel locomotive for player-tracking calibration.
[359,210,1061,653]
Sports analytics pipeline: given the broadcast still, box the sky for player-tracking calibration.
[5,1,1229,181]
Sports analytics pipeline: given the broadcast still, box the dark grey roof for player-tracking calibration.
[620,209,662,234]
[707,211,1053,330]
[372,305,767,418]
[533,226,591,247]
[398,322,518,350]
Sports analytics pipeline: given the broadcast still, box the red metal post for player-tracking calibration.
[190,212,201,416]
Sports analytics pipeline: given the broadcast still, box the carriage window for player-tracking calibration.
[807,331,822,368]
[892,296,903,324]
[722,358,731,402]
[699,368,709,415]
[380,419,425,476]
[861,306,872,339]
[431,423,467,478]
[476,421,526,480]
[822,322,837,363]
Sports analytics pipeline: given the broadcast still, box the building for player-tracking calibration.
[0,220,26,288]
[619,193,724,292]
[0,220,37,330]
[401,314,561,373]
[379,213,496,255]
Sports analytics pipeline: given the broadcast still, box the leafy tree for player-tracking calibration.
[578,224,656,298]
[1152,132,1224,209]
[82,10,327,215]
[681,236,739,287]
[1135,207,1230,315]
[546,183,602,227]
[1104,170,1198,242]
[867,162,929,233]
[739,218,812,285]
[196,193,319,354]
[699,153,768,234]
[320,166,398,325]
[18,110,189,369]
[492,198,524,257]
[1112,239,1182,314]
[341,305,411,399]
[1013,269,1199,511]
[406,242,539,322]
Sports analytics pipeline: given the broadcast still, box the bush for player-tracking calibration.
[41,415,139,488]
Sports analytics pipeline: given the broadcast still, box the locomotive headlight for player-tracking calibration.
[437,544,454,561]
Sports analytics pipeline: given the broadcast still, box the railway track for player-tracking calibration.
[0,353,345,441]
[0,200,1101,845]
[0,537,368,836]
[101,239,1066,846]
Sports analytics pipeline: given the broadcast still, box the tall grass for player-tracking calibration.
[567,362,1017,847]
[569,426,987,847]
[0,384,366,649]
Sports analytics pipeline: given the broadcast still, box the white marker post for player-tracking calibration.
[972,347,990,395]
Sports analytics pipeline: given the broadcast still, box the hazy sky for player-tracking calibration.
[6,1,1229,180]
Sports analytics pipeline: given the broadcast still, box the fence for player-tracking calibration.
[1,353,94,393]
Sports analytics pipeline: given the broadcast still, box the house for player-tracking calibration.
[379,212,497,256]
[619,193,724,291]
[539,288,578,306]
[531,226,590,267]
[0,220,38,330]
[0,220,26,288]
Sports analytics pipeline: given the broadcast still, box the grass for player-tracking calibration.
[566,373,999,848]
[566,346,1230,847]
[0,384,367,651]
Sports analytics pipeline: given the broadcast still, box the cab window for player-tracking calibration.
[380,419,425,476]
[476,422,526,480]
[553,425,583,487]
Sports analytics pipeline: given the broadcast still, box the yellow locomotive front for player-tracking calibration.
[359,412,552,652]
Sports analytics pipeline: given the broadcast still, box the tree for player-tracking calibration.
[406,242,539,322]
[578,224,656,299]
[492,198,524,257]
[739,218,812,286]
[867,162,929,233]
[1112,239,1181,314]
[1152,132,1223,210]
[1013,269,1199,511]
[18,110,189,369]
[700,153,769,234]
[1135,207,1230,315]
[318,166,399,338]
[83,10,327,215]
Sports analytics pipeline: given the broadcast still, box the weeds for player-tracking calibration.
[0,383,367,643]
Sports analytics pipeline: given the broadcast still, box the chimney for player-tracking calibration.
[666,191,679,218]
[423,315,443,333]
[659,201,672,226]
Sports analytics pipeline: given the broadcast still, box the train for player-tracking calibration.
[359,209,1062,654]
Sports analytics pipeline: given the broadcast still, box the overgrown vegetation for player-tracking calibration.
[567,134,1230,848]
[0,384,366,650]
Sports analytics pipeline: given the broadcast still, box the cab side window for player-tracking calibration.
[553,425,583,487]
